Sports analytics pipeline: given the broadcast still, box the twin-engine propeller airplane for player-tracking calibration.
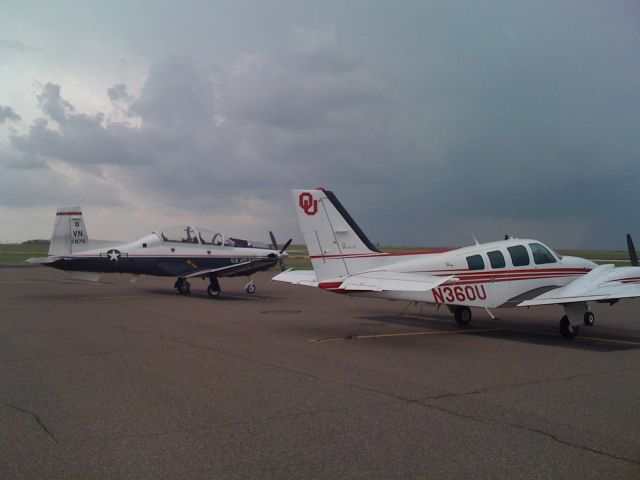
[274,188,640,338]
[29,207,291,296]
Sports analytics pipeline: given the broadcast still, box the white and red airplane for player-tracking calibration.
[274,188,640,338]
[29,206,290,296]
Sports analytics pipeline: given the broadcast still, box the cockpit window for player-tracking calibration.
[507,245,530,266]
[197,228,225,246]
[466,254,485,270]
[160,226,199,244]
[529,243,557,264]
[487,250,506,268]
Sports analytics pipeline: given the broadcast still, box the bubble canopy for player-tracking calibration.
[154,226,230,246]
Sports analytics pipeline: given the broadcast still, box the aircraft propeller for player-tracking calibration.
[626,234,638,267]
[270,231,293,271]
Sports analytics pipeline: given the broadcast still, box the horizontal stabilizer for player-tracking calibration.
[339,271,454,292]
[26,256,59,265]
[518,264,640,306]
[272,269,319,287]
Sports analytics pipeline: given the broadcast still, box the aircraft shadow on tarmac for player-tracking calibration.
[349,314,640,353]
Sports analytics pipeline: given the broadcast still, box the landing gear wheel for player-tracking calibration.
[559,315,579,338]
[454,306,472,325]
[175,277,191,295]
[583,311,595,326]
[207,276,221,298]
[245,282,256,294]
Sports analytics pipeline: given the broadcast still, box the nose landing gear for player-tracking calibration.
[245,279,256,294]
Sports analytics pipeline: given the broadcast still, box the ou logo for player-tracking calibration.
[299,192,318,216]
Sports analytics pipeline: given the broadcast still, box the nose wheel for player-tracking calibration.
[245,280,256,294]
[583,311,595,326]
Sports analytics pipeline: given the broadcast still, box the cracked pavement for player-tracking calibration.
[1,267,640,478]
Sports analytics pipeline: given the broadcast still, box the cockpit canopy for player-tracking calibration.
[156,226,232,246]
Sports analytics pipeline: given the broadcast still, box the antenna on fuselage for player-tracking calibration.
[470,232,480,245]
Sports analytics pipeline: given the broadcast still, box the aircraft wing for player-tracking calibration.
[339,271,454,292]
[183,258,276,279]
[272,269,319,287]
[518,264,640,306]
[272,269,453,292]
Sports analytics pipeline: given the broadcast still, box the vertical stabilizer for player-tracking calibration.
[292,189,384,281]
[49,207,88,255]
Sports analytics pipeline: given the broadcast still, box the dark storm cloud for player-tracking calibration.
[3,3,639,247]
[129,56,217,128]
[36,83,74,124]
[0,105,21,123]
[107,83,132,103]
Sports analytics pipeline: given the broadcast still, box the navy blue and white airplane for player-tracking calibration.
[28,206,291,296]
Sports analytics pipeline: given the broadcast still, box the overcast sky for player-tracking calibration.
[0,0,638,249]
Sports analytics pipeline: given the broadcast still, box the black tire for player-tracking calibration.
[246,283,256,294]
[207,284,221,297]
[559,315,579,338]
[454,307,472,325]
[583,311,595,326]
[176,278,190,294]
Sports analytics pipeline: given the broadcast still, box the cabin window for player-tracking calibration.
[507,245,530,266]
[142,243,147,248]
[466,254,485,270]
[529,243,557,264]
[487,250,505,268]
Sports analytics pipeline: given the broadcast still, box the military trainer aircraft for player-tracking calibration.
[29,206,291,296]
[274,188,640,338]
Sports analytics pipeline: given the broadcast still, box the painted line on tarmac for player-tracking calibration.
[402,314,640,347]
[311,328,503,343]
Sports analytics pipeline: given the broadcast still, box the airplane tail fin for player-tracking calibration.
[49,207,89,255]
[291,189,385,281]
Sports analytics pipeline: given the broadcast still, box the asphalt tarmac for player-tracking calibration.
[1,266,640,479]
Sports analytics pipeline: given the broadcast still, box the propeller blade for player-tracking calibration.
[627,234,638,267]
[269,231,278,251]
[280,239,292,254]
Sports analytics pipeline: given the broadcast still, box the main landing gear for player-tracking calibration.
[451,306,472,325]
[175,275,257,297]
[207,276,221,297]
[559,303,595,338]
[174,277,191,295]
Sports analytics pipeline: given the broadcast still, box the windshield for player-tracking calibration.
[159,226,199,244]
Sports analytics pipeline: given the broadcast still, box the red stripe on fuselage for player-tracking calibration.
[56,211,82,216]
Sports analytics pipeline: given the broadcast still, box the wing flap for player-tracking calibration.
[518,264,640,306]
[340,271,454,292]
